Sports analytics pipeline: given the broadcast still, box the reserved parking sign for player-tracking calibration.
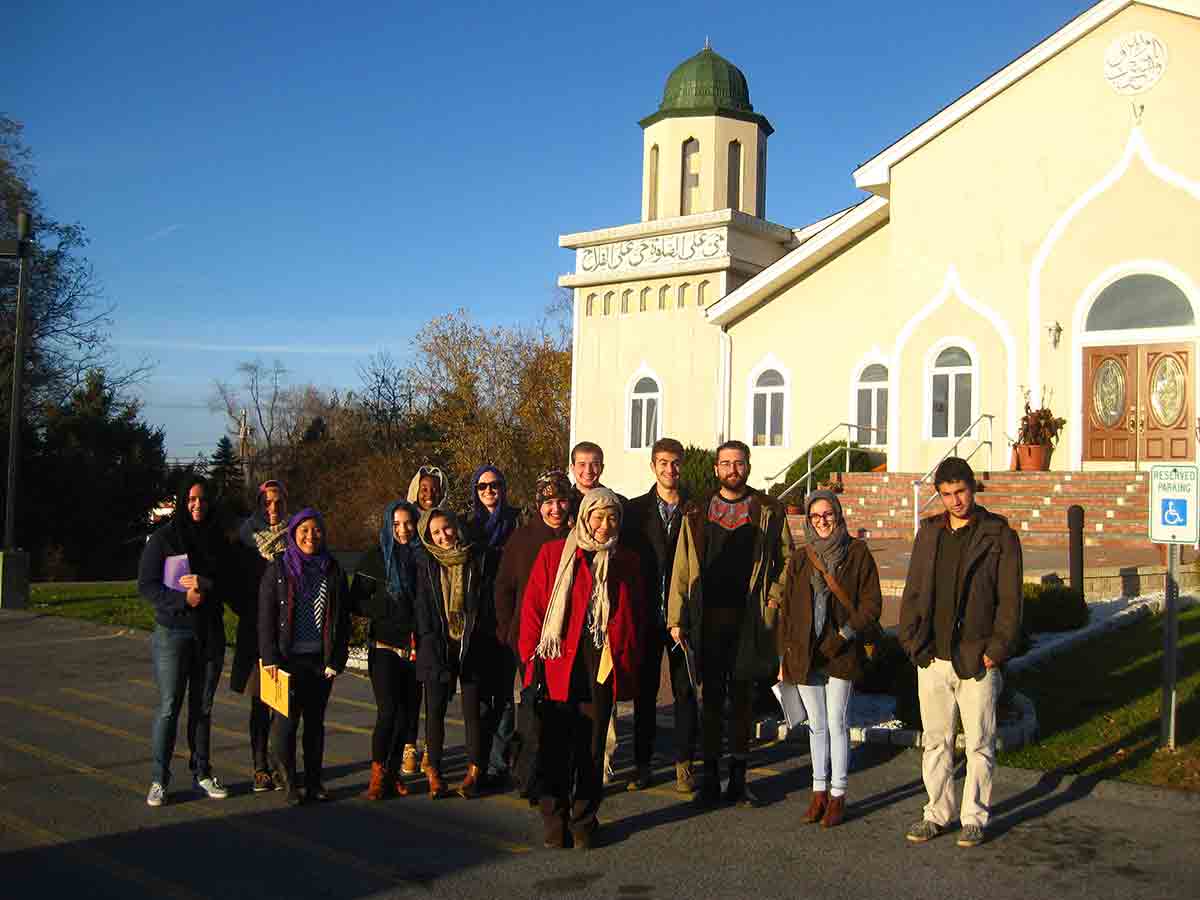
[1149,465,1200,544]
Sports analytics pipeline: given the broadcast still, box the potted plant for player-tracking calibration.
[1012,389,1066,471]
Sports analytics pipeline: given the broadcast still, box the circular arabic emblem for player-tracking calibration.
[1092,358,1125,428]
[1104,31,1168,96]
[1149,355,1184,426]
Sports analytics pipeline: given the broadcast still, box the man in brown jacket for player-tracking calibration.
[898,457,1022,848]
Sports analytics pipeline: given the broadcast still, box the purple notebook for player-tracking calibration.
[163,554,191,592]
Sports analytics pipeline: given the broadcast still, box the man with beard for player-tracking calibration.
[668,440,792,806]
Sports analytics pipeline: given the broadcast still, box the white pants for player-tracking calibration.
[797,672,853,796]
[917,658,1001,829]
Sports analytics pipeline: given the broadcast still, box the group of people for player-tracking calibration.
[137,438,1022,851]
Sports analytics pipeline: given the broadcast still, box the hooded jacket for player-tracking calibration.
[407,466,448,527]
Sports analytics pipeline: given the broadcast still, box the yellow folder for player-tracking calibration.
[260,662,290,717]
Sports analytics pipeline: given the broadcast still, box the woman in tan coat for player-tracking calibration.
[777,489,882,828]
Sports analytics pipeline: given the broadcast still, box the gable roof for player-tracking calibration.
[853,0,1200,194]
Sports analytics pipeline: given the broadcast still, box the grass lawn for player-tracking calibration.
[30,581,240,646]
[1000,604,1200,791]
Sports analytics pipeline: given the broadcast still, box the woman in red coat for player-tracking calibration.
[519,487,643,849]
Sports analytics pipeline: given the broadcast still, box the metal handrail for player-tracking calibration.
[911,413,995,535]
[765,422,886,503]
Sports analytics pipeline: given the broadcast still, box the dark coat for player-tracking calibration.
[493,517,570,653]
[621,484,689,630]
[137,519,228,660]
[897,505,1023,679]
[229,540,275,692]
[413,550,485,684]
[258,558,351,673]
[777,539,883,684]
[349,545,419,648]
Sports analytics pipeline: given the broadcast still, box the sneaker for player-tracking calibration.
[401,744,419,776]
[146,782,165,807]
[957,824,986,848]
[674,761,696,794]
[194,775,229,799]
[906,819,945,843]
[626,764,652,792]
[253,771,276,793]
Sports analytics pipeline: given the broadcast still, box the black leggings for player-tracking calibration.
[538,675,613,826]
[369,647,416,766]
[269,654,333,788]
[249,695,272,773]
[424,677,481,772]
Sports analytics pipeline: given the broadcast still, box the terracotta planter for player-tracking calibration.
[786,505,804,516]
[1014,443,1052,471]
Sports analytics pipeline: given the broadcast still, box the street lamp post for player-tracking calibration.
[0,209,32,608]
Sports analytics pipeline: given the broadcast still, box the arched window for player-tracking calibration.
[755,144,767,217]
[1086,274,1194,331]
[621,289,632,314]
[681,138,700,215]
[697,280,708,307]
[586,293,596,317]
[677,282,689,308]
[658,285,670,310]
[648,144,659,220]
[727,140,741,211]
[855,363,888,446]
[930,346,973,438]
[602,291,614,316]
[629,376,661,450]
[752,369,786,447]
[640,287,650,312]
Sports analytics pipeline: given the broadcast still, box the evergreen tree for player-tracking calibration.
[208,435,244,507]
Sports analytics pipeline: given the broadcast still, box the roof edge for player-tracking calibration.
[639,106,775,136]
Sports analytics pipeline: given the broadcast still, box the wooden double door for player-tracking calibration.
[1084,343,1194,465]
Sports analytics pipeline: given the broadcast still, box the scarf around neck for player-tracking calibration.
[803,489,850,638]
[420,510,471,640]
[469,464,519,549]
[537,487,621,660]
[283,508,333,597]
[381,499,423,600]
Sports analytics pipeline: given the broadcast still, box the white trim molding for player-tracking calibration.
[745,353,792,449]
[892,267,1019,467]
[624,363,664,453]
[1069,259,1200,468]
[568,288,581,466]
[717,329,732,444]
[1029,127,1200,400]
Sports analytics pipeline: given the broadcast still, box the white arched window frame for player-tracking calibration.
[639,287,651,312]
[851,358,889,447]
[745,355,791,448]
[626,367,663,451]
[727,140,742,211]
[681,138,700,216]
[648,144,659,220]
[924,338,980,439]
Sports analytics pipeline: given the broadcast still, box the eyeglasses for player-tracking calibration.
[809,512,837,524]
[476,482,502,493]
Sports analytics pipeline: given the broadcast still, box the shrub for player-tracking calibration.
[858,630,921,729]
[767,441,879,505]
[679,445,717,500]
[1022,582,1088,633]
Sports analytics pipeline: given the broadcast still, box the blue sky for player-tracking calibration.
[6,0,1092,459]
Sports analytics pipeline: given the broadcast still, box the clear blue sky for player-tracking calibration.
[7,0,1092,460]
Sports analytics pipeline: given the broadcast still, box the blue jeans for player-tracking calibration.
[150,625,224,787]
[797,671,853,796]
[489,699,516,774]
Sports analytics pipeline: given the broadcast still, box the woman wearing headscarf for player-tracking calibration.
[414,508,486,799]
[518,488,643,849]
[777,489,882,828]
[350,499,425,800]
[464,464,522,787]
[137,476,231,807]
[259,508,351,806]
[231,479,288,793]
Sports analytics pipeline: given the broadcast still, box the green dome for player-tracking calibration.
[640,45,773,134]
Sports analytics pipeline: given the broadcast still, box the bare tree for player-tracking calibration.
[211,359,290,476]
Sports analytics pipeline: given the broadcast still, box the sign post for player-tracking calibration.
[1148,464,1198,750]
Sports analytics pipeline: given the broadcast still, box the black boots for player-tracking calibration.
[722,758,760,807]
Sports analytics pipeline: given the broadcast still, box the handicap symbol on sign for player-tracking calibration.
[1162,499,1188,527]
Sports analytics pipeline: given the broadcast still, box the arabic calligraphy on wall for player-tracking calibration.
[579,230,726,274]
[1104,31,1168,96]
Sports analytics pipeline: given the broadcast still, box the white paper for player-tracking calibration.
[772,680,808,731]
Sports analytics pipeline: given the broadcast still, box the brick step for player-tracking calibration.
[838,472,1148,484]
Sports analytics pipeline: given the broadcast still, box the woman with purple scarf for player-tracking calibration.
[259,508,351,806]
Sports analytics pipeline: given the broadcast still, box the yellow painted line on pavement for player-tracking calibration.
[0,628,132,650]
[0,808,208,900]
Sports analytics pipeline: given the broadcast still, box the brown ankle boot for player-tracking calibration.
[821,794,845,828]
[392,768,409,797]
[362,761,389,801]
[456,764,481,799]
[426,767,448,799]
[540,797,566,849]
[804,790,828,824]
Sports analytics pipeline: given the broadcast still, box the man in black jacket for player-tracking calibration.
[898,457,1022,849]
[621,438,699,793]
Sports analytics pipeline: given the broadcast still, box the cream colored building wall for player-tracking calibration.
[572,272,729,496]
[723,3,1200,476]
[642,116,765,220]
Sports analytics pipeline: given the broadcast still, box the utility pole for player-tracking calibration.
[0,210,33,608]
